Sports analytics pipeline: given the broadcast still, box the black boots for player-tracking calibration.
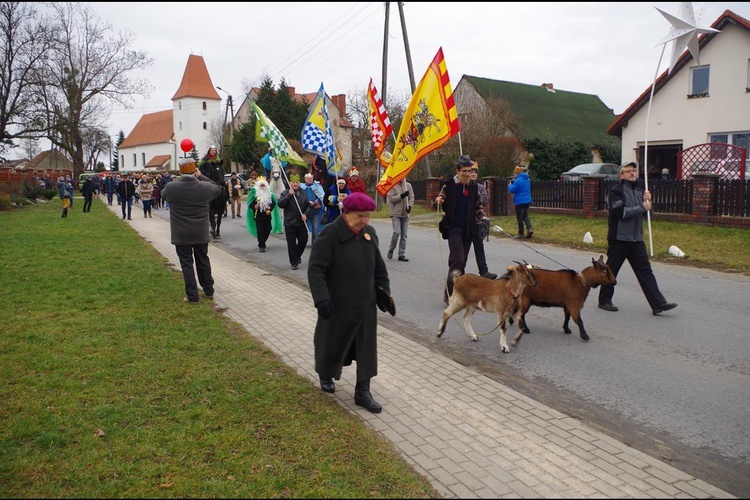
[319,376,335,394]
[354,380,382,413]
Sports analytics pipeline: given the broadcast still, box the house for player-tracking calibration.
[230,88,353,170]
[607,10,750,180]
[118,54,221,172]
[0,149,74,186]
[453,75,618,165]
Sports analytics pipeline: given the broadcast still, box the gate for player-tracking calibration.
[678,143,747,180]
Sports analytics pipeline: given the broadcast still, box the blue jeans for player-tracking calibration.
[306,209,323,245]
[121,196,133,219]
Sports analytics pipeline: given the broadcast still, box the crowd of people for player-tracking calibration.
[49,151,677,413]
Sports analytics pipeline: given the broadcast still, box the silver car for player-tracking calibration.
[560,163,620,181]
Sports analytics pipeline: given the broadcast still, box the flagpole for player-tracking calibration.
[642,44,666,257]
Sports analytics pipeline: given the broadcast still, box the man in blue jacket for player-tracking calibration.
[508,165,533,238]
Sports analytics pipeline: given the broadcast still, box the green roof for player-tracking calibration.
[462,75,616,145]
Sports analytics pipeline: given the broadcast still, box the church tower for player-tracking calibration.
[172,54,221,159]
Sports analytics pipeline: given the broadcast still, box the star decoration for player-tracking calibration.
[655,2,719,74]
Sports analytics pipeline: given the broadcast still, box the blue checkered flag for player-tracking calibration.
[301,83,344,176]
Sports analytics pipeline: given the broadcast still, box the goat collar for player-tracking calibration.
[507,282,518,300]
[578,273,588,288]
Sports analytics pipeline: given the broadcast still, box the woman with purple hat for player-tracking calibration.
[307,192,393,413]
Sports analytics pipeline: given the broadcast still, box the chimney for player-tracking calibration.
[332,94,347,114]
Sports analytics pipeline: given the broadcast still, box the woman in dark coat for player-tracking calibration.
[307,192,391,413]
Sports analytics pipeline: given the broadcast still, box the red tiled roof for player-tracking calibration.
[120,110,174,148]
[145,155,172,168]
[172,54,221,101]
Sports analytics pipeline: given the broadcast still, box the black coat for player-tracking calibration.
[307,216,390,381]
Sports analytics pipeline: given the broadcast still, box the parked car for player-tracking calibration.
[224,172,249,194]
[560,163,620,182]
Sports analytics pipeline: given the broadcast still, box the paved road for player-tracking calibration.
[150,204,750,497]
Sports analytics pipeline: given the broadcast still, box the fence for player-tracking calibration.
[417,173,750,229]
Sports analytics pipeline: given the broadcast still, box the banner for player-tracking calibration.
[250,100,306,167]
[301,82,345,177]
[367,78,393,168]
[376,47,460,197]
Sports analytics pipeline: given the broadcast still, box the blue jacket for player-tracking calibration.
[508,172,532,205]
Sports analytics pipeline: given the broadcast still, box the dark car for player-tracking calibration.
[560,163,620,182]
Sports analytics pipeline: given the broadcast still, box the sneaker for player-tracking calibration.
[237,214,241,218]
[526,231,534,239]
[598,302,618,312]
[387,249,393,260]
[398,256,409,262]
[259,247,266,253]
[203,292,214,301]
[291,263,299,270]
[480,271,498,280]
[183,297,199,304]
[652,302,677,315]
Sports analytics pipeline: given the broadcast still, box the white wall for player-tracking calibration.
[622,23,750,163]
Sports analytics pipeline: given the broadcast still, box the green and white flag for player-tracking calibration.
[250,100,306,167]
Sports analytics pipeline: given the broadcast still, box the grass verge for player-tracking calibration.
[0,200,439,498]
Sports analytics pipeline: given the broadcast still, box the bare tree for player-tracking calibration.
[21,137,40,160]
[0,2,54,157]
[82,127,110,171]
[38,2,153,177]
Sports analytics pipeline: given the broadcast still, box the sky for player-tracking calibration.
[24,2,750,156]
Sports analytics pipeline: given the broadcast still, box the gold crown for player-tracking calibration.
[256,175,267,182]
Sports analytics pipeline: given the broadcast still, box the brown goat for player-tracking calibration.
[514,255,616,342]
[437,261,538,353]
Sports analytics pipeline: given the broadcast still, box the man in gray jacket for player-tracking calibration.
[161,158,222,303]
[598,162,677,315]
[386,178,414,262]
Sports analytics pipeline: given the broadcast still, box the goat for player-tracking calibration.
[437,261,538,353]
[513,255,617,342]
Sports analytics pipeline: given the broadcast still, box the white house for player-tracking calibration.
[607,9,750,180]
[118,54,221,172]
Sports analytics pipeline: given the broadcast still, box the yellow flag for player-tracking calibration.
[376,47,460,197]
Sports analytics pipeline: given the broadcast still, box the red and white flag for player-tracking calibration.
[367,78,393,168]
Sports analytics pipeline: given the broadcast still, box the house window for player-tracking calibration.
[142,153,146,166]
[746,59,750,92]
[203,122,207,130]
[689,65,709,97]
[132,154,136,166]
[179,102,182,110]
[202,102,207,110]
[179,122,182,131]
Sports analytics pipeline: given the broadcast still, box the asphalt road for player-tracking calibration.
[152,206,750,497]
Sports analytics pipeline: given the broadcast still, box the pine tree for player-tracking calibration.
[112,130,125,171]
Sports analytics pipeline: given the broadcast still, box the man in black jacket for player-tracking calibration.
[277,174,310,270]
[161,158,222,303]
[598,162,677,315]
[115,173,137,220]
[434,154,485,304]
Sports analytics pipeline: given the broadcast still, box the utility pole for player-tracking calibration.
[377,2,392,211]
[397,1,431,177]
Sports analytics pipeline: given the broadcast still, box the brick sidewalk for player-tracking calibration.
[110,198,734,499]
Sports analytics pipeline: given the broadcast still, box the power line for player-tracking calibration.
[267,2,374,76]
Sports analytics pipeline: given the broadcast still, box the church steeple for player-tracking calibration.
[172,54,221,101]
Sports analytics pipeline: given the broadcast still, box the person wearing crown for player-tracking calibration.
[246,175,282,253]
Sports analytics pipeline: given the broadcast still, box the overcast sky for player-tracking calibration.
[33,2,750,152]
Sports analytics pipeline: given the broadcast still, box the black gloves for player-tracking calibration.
[316,299,334,319]
[406,206,411,214]
[400,190,410,199]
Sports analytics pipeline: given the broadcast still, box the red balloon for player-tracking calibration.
[180,138,194,153]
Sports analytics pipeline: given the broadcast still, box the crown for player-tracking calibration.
[256,175,267,182]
